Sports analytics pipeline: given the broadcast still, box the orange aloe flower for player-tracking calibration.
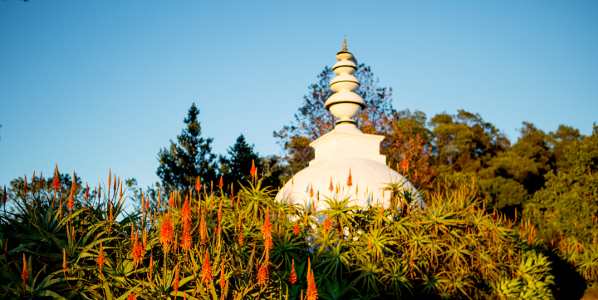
[218,175,224,190]
[293,222,300,237]
[257,263,269,286]
[21,253,29,285]
[160,214,175,253]
[67,195,74,211]
[195,176,202,193]
[306,257,318,300]
[173,264,180,296]
[52,165,61,192]
[328,177,333,192]
[322,217,332,234]
[346,169,352,187]
[199,210,208,245]
[132,233,144,265]
[250,159,257,179]
[181,221,192,251]
[127,293,137,300]
[97,243,105,275]
[181,197,191,224]
[400,158,409,174]
[219,261,226,289]
[168,193,175,208]
[148,252,154,281]
[67,172,77,211]
[201,251,212,284]
[289,258,297,285]
[262,208,273,253]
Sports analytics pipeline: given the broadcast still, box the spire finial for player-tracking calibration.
[341,36,348,52]
[325,39,365,127]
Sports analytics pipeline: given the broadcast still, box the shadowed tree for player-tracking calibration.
[157,103,217,191]
[219,134,260,189]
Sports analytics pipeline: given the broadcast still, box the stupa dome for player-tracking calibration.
[276,40,422,210]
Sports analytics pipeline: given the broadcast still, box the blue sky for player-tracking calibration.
[1,0,597,188]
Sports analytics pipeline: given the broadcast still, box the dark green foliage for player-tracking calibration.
[219,134,261,189]
[157,103,218,192]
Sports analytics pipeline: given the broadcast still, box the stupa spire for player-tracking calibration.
[325,39,365,127]
[341,36,348,52]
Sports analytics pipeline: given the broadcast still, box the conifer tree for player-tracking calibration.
[157,103,217,191]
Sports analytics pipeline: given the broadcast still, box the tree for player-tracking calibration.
[157,103,217,191]
[220,135,286,190]
[429,110,509,173]
[219,135,260,189]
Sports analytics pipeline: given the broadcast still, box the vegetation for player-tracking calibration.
[0,62,595,299]
[0,170,559,299]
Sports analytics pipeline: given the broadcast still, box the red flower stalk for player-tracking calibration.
[306,257,318,300]
[97,243,105,275]
[168,193,175,208]
[53,165,61,192]
[173,264,180,296]
[257,263,269,286]
[21,253,29,285]
[181,197,191,224]
[195,176,202,193]
[67,195,74,212]
[289,258,297,285]
[160,214,175,253]
[181,221,192,251]
[400,158,409,174]
[219,261,226,289]
[328,177,333,192]
[127,293,137,300]
[148,252,154,281]
[132,233,144,265]
[322,217,332,234]
[309,186,314,198]
[346,169,352,187]
[218,175,224,190]
[293,222,300,237]
[250,159,257,179]
[199,210,208,245]
[262,208,273,253]
[201,251,212,284]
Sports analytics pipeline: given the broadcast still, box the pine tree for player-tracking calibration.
[219,135,260,189]
[157,103,217,191]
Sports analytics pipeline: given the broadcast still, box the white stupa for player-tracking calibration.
[276,40,423,210]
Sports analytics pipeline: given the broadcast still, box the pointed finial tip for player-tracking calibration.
[341,36,348,52]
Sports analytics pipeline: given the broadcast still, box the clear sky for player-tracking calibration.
[1,0,597,188]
